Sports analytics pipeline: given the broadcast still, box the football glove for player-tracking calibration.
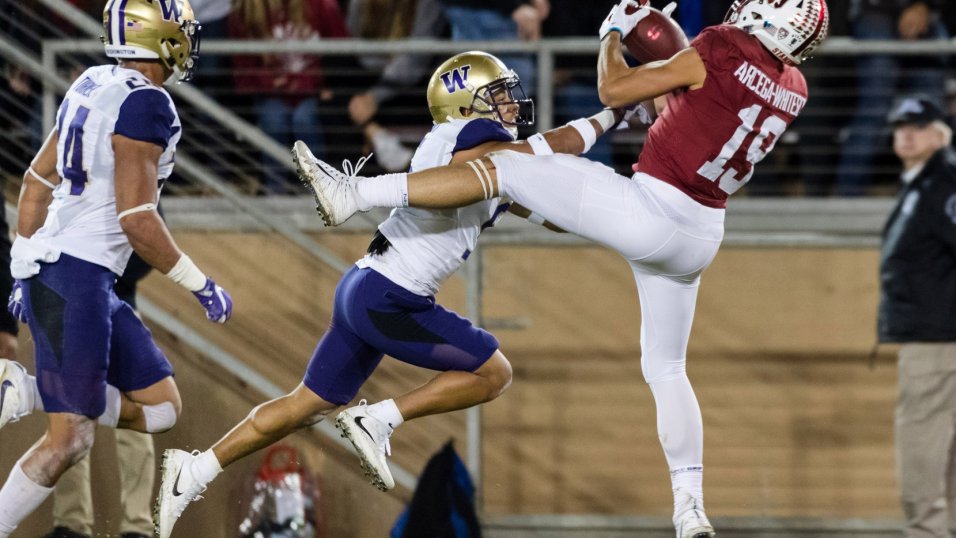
[7,280,25,323]
[192,277,232,324]
[599,0,651,40]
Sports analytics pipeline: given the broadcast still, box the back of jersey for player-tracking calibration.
[636,25,808,208]
[33,65,181,275]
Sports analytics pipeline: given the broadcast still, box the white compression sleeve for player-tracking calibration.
[567,118,598,153]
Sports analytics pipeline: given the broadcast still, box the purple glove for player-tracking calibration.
[192,277,232,324]
[7,280,26,323]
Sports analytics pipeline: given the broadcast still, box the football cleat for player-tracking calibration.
[292,141,369,227]
[154,449,206,538]
[674,494,715,538]
[0,359,32,428]
[335,400,395,491]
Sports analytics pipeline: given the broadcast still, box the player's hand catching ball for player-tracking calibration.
[599,0,650,40]
[192,277,232,324]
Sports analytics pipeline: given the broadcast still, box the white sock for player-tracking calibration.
[366,399,404,430]
[0,462,54,534]
[355,173,408,210]
[97,384,122,428]
[671,465,704,512]
[192,449,223,486]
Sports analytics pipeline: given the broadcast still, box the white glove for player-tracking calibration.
[599,0,651,40]
[10,235,61,279]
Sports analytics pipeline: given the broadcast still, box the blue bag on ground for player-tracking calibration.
[391,441,481,538]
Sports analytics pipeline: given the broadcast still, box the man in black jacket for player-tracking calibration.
[879,94,956,538]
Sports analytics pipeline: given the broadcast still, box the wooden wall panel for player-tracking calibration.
[0,231,902,535]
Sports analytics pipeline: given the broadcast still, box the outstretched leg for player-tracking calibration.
[0,413,96,537]
[154,383,336,538]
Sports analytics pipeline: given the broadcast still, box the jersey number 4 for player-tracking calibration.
[58,98,90,195]
[696,104,787,195]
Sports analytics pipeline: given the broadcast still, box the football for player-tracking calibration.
[622,5,690,64]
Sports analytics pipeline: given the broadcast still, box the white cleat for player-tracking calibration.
[674,494,715,538]
[155,449,207,538]
[335,399,395,491]
[292,140,370,227]
[0,359,31,428]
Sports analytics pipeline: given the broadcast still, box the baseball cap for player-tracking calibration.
[887,95,946,127]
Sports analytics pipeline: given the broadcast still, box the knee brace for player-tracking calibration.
[143,401,178,433]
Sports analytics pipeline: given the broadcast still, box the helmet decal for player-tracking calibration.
[440,65,471,94]
[102,0,201,83]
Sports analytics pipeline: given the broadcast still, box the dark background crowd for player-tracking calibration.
[1,0,955,197]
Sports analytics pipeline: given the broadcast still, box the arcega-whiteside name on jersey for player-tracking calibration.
[32,65,181,275]
[358,118,514,296]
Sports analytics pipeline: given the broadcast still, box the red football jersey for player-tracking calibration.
[635,25,808,209]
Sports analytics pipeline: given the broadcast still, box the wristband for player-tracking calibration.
[568,118,598,154]
[527,212,546,226]
[593,109,618,133]
[526,133,554,155]
[165,254,207,292]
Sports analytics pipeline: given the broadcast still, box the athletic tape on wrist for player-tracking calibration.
[527,133,554,155]
[568,118,598,154]
[117,202,157,220]
[593,109,618,133]
[26,167,57,190]
[527,212,546,226]
[165,254,208,292]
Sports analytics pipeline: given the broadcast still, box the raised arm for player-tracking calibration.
[449,108,624,164]
[596,2,706,108]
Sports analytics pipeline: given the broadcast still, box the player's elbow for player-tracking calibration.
[119,211,153,243]
[598,82,629,109]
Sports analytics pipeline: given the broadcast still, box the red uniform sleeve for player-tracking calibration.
[691,26,744,77]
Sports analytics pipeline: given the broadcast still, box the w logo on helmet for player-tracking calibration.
[158,0,183,21]
[440,65,471,94]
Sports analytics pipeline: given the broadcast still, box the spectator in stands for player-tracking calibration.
[440,0,549,93]
[835,0,948,195]
[41,251,158,538]
[878,95,956,538]
[230,0,348,194]
[345,0,447,172]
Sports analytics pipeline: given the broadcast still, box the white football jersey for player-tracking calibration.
[32,65,180,275]
[358,118,515,296]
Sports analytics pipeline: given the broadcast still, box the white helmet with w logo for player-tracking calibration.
[425,51,533,132]
[725,0,830,65]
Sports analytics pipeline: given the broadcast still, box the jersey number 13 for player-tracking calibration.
[696,104,787,195]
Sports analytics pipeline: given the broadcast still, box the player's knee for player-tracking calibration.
[640,355,687,384]
[477,351,513,401]
[143,401,179,433]
[47,425,95,463]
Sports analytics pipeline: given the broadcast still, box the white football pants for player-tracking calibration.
[490,150,725,472]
